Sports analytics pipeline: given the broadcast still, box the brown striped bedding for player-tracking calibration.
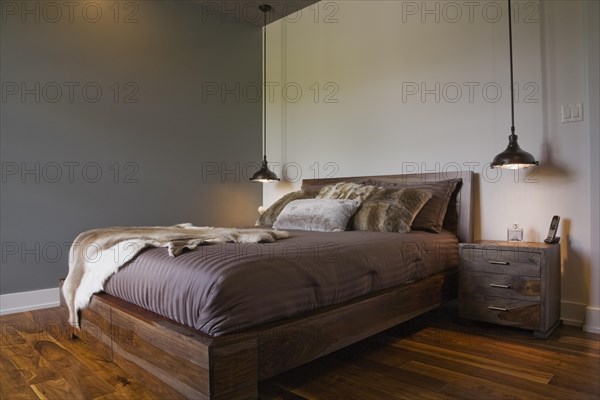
[103,229,458,337]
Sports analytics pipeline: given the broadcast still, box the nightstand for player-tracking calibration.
[459,241,561,339]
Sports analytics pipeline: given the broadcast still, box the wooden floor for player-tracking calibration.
[1,306,598,400]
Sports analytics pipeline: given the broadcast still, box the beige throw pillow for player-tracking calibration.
[364,178,460,233]
[352,188,432,233]
[316,182,375,202]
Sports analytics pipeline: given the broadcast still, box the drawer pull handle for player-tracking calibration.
[488,306,509,312]
[489,284,511,289]
[488,261,509,265]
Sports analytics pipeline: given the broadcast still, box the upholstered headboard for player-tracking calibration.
[301,171,474,243]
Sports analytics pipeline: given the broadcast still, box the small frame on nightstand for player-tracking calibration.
[458,241,561,339]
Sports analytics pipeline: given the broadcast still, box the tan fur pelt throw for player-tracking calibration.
[62,223,289,327]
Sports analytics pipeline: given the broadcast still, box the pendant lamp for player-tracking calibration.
[251,4,280,182]
[490,0,539,169]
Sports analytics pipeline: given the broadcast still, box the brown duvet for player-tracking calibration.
[103,229,458,336]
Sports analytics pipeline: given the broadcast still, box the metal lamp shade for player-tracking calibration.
[491,134,539,169]
[251,156,280,182]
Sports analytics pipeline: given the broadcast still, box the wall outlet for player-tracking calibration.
[562,103,584,123]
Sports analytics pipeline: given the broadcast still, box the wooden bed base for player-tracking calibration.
[60,270,457,399]
[60,171,474,399]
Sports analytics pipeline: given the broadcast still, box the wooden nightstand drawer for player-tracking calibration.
[460,247,540,277]
[459,297,540,330]
[460,271,541,301]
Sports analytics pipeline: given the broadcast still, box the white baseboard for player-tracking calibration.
[0,287,60,316]
[584,306,600,334]
[560,300,600,334]
[561,300,586,327]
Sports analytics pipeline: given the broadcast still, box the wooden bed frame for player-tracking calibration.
[60,171,474,399]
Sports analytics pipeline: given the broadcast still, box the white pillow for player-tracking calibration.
[273,199,361,232]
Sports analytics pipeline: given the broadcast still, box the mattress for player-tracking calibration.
[103,229,458,336]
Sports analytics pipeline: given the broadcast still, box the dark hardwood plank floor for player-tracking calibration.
[1,306,598,399]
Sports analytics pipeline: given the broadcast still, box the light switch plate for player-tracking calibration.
[562,102,584,123]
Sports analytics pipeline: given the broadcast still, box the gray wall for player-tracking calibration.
[0,1,262,294]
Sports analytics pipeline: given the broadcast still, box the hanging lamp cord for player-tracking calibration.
[508,0,515,135]
[262,7,268,158]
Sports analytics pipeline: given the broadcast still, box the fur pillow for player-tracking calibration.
[257,190,316,226]
[364,178,460,233]
[352,188,432,233]
[273,199,361,232]
[316,182,375,202]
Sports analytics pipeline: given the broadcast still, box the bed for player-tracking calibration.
[59,171,474,399]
